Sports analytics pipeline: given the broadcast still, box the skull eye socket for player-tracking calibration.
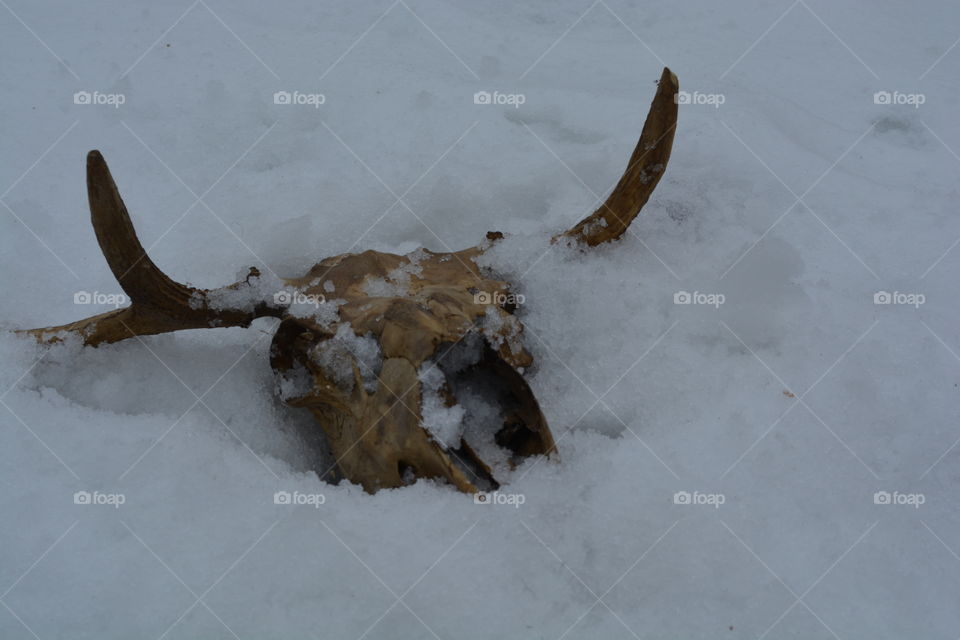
[432,338,556,481]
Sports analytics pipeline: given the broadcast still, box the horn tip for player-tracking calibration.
[660,67,678,89]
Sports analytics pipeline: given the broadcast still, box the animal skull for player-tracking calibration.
[20,68,679,494]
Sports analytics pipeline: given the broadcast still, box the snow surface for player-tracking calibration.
[2,1,960,638]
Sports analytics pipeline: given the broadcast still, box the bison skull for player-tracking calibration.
[20,68,679,494]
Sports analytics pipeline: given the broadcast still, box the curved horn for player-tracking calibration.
[20,151,283,346]
[558,67,678,246]
[86,150,197,311]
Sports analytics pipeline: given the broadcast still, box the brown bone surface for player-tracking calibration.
[18,67,679,493]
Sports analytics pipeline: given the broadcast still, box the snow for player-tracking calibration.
[311,324,382,393]
[198,269,286,314]
[418,361,465,449]
[2,1,960,638]
[362,247,427,297]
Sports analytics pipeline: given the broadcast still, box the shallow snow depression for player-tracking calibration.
[2,1,960,638]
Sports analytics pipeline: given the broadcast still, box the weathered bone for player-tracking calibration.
[16,67,679,493]
[270,245,556,492]
[23,151,284,346]
[558,67,678,246]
